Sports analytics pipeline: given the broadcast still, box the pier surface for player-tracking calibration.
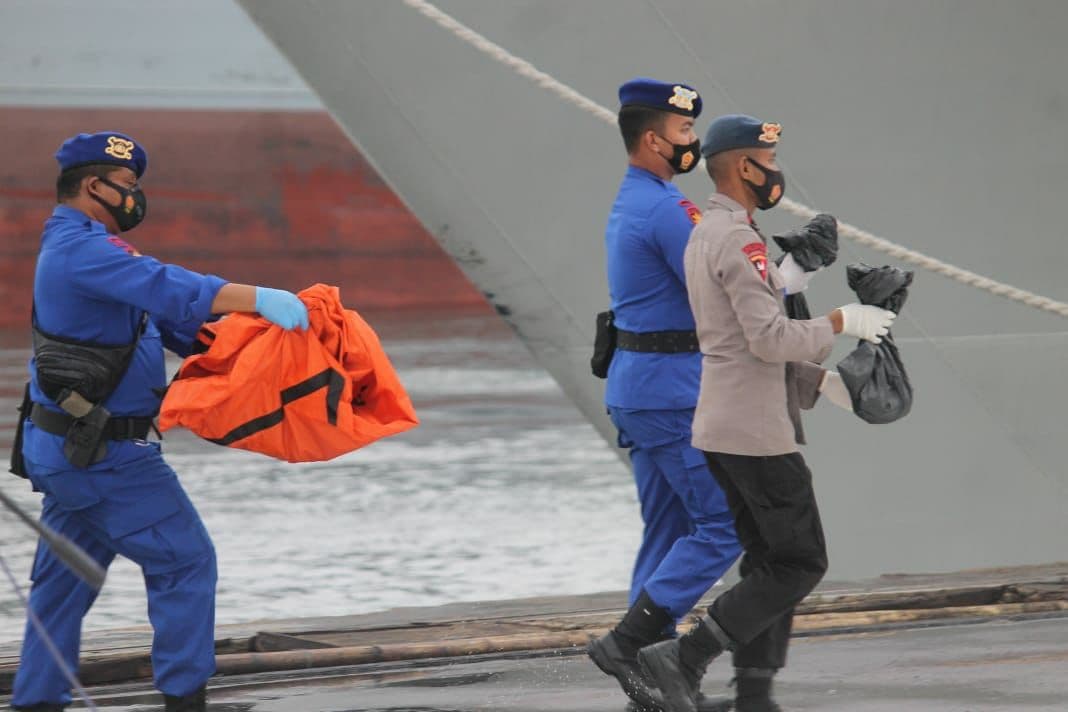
[4,564,1068,710]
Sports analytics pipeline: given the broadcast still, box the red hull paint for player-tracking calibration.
[0,107,489,329]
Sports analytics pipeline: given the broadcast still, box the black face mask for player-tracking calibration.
[91,177,147,232]
[743,156,785,210]
[657,135,701,174]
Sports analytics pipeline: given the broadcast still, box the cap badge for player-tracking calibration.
[104,136,135,161]
[668,86,698,112]
[758,123,782,144]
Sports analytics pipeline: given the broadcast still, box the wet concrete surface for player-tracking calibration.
[39,613,1068,712]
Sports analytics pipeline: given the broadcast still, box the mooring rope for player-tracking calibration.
[401,0,1068,318]
[0,551,99,711]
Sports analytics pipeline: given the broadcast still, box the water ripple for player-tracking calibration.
[0,314,637,643]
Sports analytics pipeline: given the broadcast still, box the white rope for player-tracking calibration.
[401,0,616,125]
[777,197,1068,315]
[0,552,99,711]
[401,0,1068,318]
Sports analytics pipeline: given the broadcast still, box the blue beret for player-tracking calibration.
[618,77,702,118]
[55,132,148,178]
[701,114,782,157]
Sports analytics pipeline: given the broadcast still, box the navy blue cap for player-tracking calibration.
[55,132,148,178]
[701,114,782,157]
[618,77,702,118]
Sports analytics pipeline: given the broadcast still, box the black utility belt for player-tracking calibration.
[29,403,154,441]
[616,329,699,353]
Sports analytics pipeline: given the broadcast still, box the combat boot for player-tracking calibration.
[163,685,206,712]
[623,691,734,712]
[695,690,735,711]
[589,590,674,711]
[638,614,733,712]
[626,692,735,712]
[734,668,781,712]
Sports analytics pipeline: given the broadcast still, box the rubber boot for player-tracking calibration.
[589,590,673,711]
[163,686,207,712]
[734,668,781,712]
[638,615,733,712]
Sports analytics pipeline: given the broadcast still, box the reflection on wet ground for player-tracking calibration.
[6,614,1059,708]
[34,614,1068,710]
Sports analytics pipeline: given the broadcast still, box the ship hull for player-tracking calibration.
[237,0,1068,579]
[0,107,488,329]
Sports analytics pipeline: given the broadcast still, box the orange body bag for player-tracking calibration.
[159,284,418,462]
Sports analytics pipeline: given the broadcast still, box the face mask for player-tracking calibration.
[656,135,701,174]
[743,156,785,210]
[91,176,147,232]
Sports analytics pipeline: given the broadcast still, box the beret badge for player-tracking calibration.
[758,123,782,144]
[104,136,136,161]
[668,86,698,112]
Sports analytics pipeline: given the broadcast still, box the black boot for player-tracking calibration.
[626,694,734,712]
[734,668,780,712]
[589,590,673,711]
[638,615,732,712]
[163,686,207,712]
[623,632,734,712]
[695,691,735,712]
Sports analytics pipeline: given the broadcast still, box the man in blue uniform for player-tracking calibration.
[587,79,742,712]
[9,132,310,712]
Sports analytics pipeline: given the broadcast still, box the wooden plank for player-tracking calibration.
[251,632,337,652]
[4,565,1068,693]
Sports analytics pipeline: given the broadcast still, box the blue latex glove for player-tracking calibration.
[255,287,309,330]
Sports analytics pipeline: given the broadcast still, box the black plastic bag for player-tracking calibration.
[836,263,914,424]
[773,213,839,272]
[783,291,813,321]
[774,213,838,320]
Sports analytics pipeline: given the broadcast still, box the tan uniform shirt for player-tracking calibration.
[684,193,835,456]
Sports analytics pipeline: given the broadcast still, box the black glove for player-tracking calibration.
[773,213,839,272]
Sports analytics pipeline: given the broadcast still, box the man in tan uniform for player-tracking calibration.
[638,114,895,712]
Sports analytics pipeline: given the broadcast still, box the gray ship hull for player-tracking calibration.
[237,0,1068,579]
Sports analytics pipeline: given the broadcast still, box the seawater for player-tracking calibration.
[0,312,637,643]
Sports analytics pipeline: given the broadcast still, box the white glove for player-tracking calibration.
[778,253,816,295]
[819,370,853,412]
[837,303,896,344]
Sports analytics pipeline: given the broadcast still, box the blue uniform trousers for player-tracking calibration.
[12,445,217,707]
[609,407,741,621]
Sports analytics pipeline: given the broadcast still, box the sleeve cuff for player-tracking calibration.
[190,275,228,324]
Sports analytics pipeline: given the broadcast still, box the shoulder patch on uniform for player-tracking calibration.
[679,199,702,225]
[741,241,768,281]
[107,235,142,257]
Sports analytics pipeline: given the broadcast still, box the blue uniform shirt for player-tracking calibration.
[605,166,702,410]
[25,205,226,469]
